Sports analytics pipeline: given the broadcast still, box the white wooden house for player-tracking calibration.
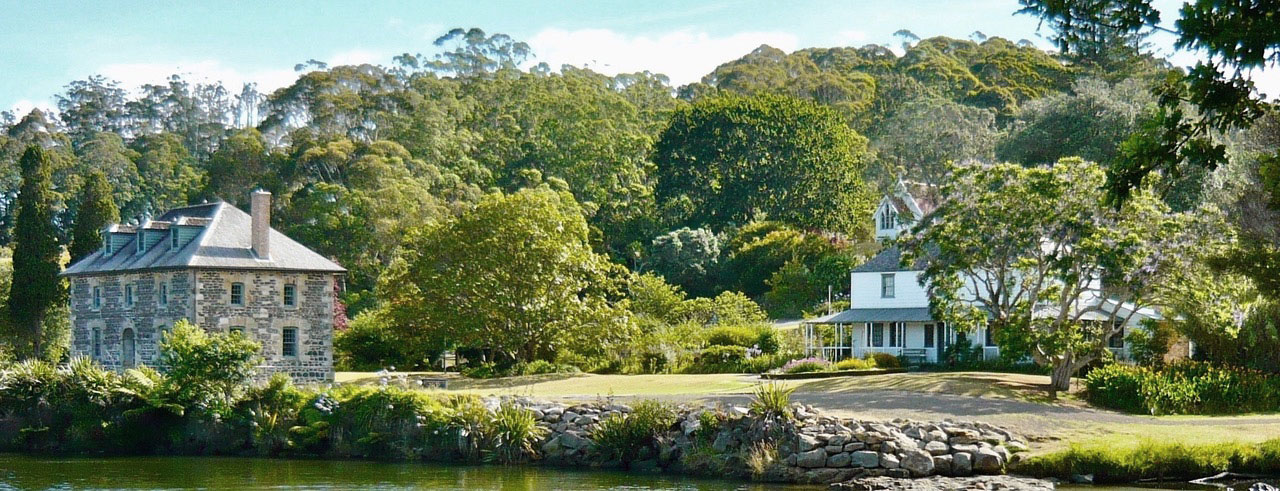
[802,181,1161,364]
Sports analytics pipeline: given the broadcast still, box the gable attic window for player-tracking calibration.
[92,287,102,310]
[159,283,168,306]
[125,284,134,308]
[878,206,897,230]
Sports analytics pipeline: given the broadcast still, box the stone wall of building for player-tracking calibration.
[193,269,336,383]
[69,271,195,370]
[70,268,337,383]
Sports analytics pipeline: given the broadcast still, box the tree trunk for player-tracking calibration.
[29,317,42,360]
[1049,357,1074,398]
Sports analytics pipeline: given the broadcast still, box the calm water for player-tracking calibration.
[0,454,817,490]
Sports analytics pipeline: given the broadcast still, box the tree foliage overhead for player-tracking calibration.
[68,170,118,264]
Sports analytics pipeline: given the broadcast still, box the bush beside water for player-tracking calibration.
[1084,362,1280,415]
[1016,439,1280,483]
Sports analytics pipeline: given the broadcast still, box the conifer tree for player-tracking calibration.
[69,170,118,264]
[8,146,65,358]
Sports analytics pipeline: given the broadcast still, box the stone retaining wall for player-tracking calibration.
[503,397,1028,485]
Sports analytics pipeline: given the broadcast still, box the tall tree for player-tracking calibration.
[903,159,1199,394]
[381,186,632,363]
[8,146,64,358]
[68,170,118,264]
[653,93,874,236]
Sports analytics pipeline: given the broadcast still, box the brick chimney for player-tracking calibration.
[251,190,270,259]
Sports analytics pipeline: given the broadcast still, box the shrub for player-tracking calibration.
[779,357,830,374]
[511,360,578,376]
[868,353,901,369]
[157,320,262,412]
[705,325,757,348]
[1126,320,1174,367]
[1084,361,1280,415]
[834,357,877,371]
[685,345,749,373]
[461,362,500,379]
[749,383,795,421]
[335,309,422,371]
[485,403,545,464]
[590,400,677,463]
[1015,438,1280,483]
[740,353,790,374]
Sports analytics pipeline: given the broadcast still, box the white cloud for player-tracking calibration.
[97,59,299,95]
[527,28,800,86]
[6,99,55,118]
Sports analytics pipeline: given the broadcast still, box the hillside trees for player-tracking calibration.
[68,170,118,264]
[653,93,874,236]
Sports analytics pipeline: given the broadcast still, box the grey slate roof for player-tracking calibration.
[851,244,938,273]
[61,201,345,276]
[806,307,935,323]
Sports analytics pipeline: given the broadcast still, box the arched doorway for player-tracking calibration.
[121,328,136,369]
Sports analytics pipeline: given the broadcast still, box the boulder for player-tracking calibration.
[798,433,823,451]
[924,440,949,456]
[827,452,853,468]
[796,448,828,468]
[952,451,973,476]
[901,448,936,477]
[712,432,733,452]
[925,429,948,443]
[559,432,591,451]
[843,442,866,452]
[973,446,1005,474]
[932,455,953,476]
[828,433,849,446]
[851,450,880,468]
[948,428,981,445]
[826,445,845,454]
[880,453,901,469]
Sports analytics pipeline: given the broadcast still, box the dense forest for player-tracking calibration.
[2,5,1277,378]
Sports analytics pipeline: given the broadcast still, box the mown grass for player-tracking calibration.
[1015,438,1280,483]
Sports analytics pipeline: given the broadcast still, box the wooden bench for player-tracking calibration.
[902,348,928,366]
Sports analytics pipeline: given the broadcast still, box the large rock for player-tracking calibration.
[798,433,823,451]
[843,442,866,452]
[712,432,733,452]
[952,452,973,476]
[925,440,949,455]
[827,452,853,468]
[947,428,982,445]
[558,432,591,451]
[932,455,953,476]
[851,450,880,468]
[880,453,901,469]
[796,448,828,468]
[900,448,936,477]
[973,446,1005,474]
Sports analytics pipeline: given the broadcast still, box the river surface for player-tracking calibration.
[0,454,1272,490]
[0,454,818,490]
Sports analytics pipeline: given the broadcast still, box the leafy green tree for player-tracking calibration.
[73,133,140,217]
[202,129,282,203]
[647,227,720,296]
[998,78,1155,168]
[131,133,206,211]
[903,159,1199,394]
[68,170,118,264]
[654,93,874,235]
[873,97,999,188]
[381,187,632,363]
[722,221,837,297]
[157,319,262,412]
[1017,0,1278,202]
[8,146,65,359]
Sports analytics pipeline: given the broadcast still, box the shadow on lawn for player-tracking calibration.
[793,372,1082,405]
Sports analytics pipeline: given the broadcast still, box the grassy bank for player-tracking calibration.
[1015,438,1280,483]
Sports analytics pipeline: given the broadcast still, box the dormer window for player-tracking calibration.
[171,228,180,249]
[136,231,146,254]
[104,235,112,254]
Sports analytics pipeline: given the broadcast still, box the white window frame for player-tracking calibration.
[881,273,895,298]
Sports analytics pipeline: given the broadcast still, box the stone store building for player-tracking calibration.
[61,190,345,383]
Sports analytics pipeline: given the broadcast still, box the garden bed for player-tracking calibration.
[761,368,907,380]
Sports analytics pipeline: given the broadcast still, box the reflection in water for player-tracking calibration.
[0,454,813,490]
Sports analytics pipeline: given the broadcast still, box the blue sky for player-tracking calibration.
[3,0,1271,116]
